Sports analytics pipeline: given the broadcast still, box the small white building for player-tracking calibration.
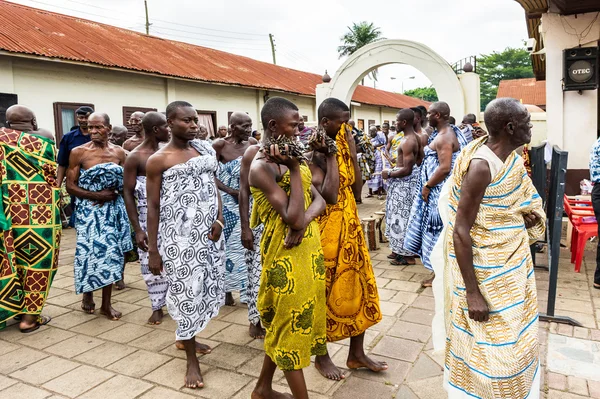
[0,1,428,144]
[514,0,600,194]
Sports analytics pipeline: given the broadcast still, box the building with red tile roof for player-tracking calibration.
[496,78,546,110]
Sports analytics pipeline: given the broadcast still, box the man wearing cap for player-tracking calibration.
[57,106,93,226]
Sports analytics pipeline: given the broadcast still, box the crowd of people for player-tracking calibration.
[0,95,546,399]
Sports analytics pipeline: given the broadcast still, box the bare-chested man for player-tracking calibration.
[411,107,429,165]
[213,112,258,307]
[109,125,129,147]
[67,112,130,320]
[147,101,225,389]
[383,109,421,266]
[404,101,465,287]
[123,112,170,325]
[123,111,145,152]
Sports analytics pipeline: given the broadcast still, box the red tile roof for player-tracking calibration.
[496,78,546,106]
[0,1,429,109]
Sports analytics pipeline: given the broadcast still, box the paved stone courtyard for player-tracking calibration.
[1,197,599,398]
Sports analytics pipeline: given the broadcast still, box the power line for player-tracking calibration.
[151,28,271,51]
[148,24,266,42]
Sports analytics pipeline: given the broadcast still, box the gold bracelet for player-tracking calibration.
[215,219,225,229]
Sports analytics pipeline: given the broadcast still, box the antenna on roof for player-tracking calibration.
[269,34,277,65]
[144,0,151,35]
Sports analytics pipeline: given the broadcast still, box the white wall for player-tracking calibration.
[541,12,599,169]
[352,104,397,129]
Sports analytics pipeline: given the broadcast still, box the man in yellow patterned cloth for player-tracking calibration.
[431,98,545,399]
[307,98,387,381]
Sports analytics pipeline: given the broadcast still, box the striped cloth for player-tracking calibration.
[439,137,545,399]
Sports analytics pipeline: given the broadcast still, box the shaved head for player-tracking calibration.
[142,111,167,134]
[130,111,145,119]
[397,108,414,123]
[230,111,251,126]
[484,98,528,136]
[6,105,34,123]
[109,125,128,146]
[462,113,477,124]
[89,112,110,126]
[429,101,450,119]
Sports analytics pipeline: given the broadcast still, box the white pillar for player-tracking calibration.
[315,83,332,111]
[458,72,480,120]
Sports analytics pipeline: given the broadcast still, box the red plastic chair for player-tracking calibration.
[570,215,598,273]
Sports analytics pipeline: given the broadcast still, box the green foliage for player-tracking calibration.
[478,47,534,110]
[403,87,438,102]
[338,21,385,82]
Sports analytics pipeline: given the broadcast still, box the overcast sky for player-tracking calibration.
[9,0,529,92]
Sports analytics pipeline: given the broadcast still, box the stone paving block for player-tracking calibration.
[588,380,600,398]
[18,326,75,349]
[369,315,395,333]
[593,329,600,341]
[143,358,196,390]
[220,307,252,325]
[69,317,123,336]
[0,340,19,356]
[79,375,153,399]
[547,333,600,382]
[381,269,415,281]
[107,350,171,378]
[409,273,434,284]
[388,320,431,343]
[407,375,446,399]
[237,352,284,380]
[97,322,154,343]
[201,343,262,370]
[50,277,75,289]
[0,346,49,374]
[184,368,252,399]
[386,280,422,293]
[332,375,397,398]
[139,387,196,399]
[110,288,149,304]
[73,342,138,368]
[379,300,404,317]
[405,354,443,382]
[376,288,397,301]
[129,329,176,352]
[42,365,114,398]
[399,307,434,326]
[9,355,79,385]
[375,276,390,289]
[566,311,597,329]
[350,357,411,385]
[568,376,589,396]
[231,380,257,399]
[0,382,52,399]
[299,362,342,394]
[210,323,255,345]
[390,291,418,305]
[159,338,220,360]
[50,310,96,330]
[372,336,423,363]
[116,307,153,325]
[40,304,73,319]
[548,389,592,398]
[45,292,81,307]
[556,298,595,314]
[109,301,142,316]
[396,384,419,399]
[44,335,105,358]
[411,296,435,310]
[194,319,231,339]
[556,287,593,301]
[557,324,574,337]
[0,374,18,390]
[420,287,434,297]
[574,327,591,340]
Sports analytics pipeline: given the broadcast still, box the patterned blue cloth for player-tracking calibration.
[367,133,386,191]
[218,156,248,301]
[404,126,466,270]
[74,163,132,294]
[590,138,600,183]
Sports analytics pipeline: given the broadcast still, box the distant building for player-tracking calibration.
[0,1,428,143]
[497,78,546,111]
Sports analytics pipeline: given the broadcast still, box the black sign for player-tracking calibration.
[563,47,598,91]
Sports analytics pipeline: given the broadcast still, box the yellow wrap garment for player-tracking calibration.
[444,138,545,399]
[318,126,381,342]
[250,164,327,371]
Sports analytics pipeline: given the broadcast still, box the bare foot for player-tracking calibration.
[225,292,235,306]
[315,354,345,381]
[249,322,266,339]
[99,305,122,320]
[422,275,434,288]
[176,340,212,354]
[147,309,163,325]
[115,280,126,290]
[347,353,388,372]
[184,359,204,389]
[81,293,95,314]
[251,387,293,399]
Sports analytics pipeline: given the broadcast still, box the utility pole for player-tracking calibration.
[269,33,276,65]
[144,0,150,35]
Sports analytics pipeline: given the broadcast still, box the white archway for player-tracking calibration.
[316,39,469,117]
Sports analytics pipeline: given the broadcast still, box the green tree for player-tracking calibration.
[478,47,534,110]
[403,87,438,102]
[338,22,385,84]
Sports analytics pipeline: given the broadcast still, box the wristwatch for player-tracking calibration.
[425,183,433,190]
